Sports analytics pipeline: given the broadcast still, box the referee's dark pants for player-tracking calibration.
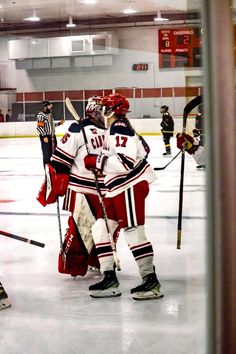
[39,134,57,168]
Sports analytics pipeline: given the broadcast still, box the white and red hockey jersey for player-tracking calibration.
[51,118,106,195]
[102,120,156,197]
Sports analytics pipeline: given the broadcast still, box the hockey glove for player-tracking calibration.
[84,153,108,172]
[176,133,195,153]
[37,164,69,206]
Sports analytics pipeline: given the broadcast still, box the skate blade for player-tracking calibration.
[88,266,100,272]
[0,298,11,310]
[132,291,164,301]
[90,288,122,298]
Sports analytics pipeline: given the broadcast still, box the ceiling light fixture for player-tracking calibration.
[123,0,137,15]
[154,10,169,22]
[123,8,137,14]
[83,0,97,4]
[66,16,76,28]
[23,9,40,22]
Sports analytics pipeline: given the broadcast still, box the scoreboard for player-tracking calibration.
[158,27,202,68]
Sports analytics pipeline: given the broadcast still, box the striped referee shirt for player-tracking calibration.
[36,111,60,136]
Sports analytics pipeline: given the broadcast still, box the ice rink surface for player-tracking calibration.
[0,135,206,354]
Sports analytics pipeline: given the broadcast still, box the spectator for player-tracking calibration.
[0,109,5,122]
[6,109,12,122]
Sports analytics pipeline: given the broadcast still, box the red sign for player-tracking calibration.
[158,27,202,68]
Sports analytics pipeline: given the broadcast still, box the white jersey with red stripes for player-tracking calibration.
[51,118,106,195]
[102,119,156,197]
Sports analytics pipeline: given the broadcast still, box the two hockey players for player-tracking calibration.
[37,94,163,301]
[84,93,163,300]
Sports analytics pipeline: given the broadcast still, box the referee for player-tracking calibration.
[36,100,65,168]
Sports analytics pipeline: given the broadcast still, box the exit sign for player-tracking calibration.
[132,63,149,71]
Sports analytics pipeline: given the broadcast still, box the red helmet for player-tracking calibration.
[100,93,130,117]
[85,96,102,120]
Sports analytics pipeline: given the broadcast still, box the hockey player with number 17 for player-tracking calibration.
[84,93,164,300]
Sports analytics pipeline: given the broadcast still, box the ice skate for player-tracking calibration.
[0,285,11,310]
[163,151,171,156]
[89,270,121,298]
[88,266,100,272]
[131,272,164,300]
[0,297,11,310]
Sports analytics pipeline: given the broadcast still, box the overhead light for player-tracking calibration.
[24,9,40,22]
[123,0,137,15]
[66,16,76,28]
[82,0,97,4]
[154,10,169,22]
[123,8,137,15]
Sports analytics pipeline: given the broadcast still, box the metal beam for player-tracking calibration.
[202,0,236,353]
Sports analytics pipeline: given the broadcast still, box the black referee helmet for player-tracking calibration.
[42,100,52,107]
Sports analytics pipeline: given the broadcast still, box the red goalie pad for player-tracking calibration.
[58,252,88,277]
[37,164,69,207]
[58,216,99,277]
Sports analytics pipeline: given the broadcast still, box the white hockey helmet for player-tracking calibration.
[85,96,104,127]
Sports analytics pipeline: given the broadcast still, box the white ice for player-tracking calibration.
[0,135,206,354]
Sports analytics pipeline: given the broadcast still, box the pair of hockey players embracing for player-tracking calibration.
[37,93,164,301]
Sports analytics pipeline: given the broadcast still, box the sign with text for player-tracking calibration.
[158,27,202,68]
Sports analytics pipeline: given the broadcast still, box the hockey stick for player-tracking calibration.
[177,95,202,249]
[0,229,45,248]
[154,150,181,171]
[56,197,67,268]
[56,198,63,249]
[65,97,121,270]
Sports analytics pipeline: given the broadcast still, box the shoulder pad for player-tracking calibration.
[82,118,93,128]
[37,111,45,117]
[68,122,81,133]
[110,121,134,136]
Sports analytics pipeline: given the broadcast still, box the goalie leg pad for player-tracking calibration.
[72,193,96,254]
[58,216,89,277]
